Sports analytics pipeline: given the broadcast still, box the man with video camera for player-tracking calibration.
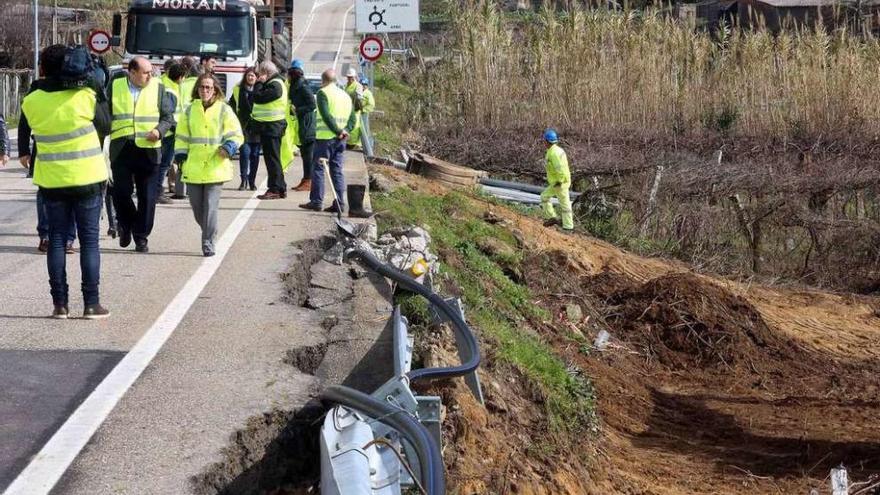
[18,44,112,319]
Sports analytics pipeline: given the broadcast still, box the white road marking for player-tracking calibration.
[333,5,356,71]
[3,182,268,495]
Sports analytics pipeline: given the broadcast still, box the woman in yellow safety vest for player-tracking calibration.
[174,74,244,257]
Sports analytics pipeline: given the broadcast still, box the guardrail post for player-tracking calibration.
[432,297,485,405]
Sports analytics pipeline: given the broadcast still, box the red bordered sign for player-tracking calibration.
[359,36,384,62]
[88,30,112,54]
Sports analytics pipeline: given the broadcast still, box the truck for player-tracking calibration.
[109,0,293,94]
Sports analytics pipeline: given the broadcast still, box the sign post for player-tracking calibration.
[355,0,420,158]
[357,36,384,157]
[33,0,39,75]
[87,30,112,54]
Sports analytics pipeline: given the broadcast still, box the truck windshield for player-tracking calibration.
[126,13,252,57]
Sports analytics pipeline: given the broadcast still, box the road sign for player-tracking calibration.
[359,36,384,62]
[88,30,111,54]
[356,0,420,34]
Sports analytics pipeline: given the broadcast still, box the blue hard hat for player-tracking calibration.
[290,59,304,70]
[543,128,558,143]
[359,76,369,85]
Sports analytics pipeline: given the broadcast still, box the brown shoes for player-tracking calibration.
[257,191,283,200]
[291,179,312,192]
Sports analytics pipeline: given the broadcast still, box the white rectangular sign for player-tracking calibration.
[356,0,420,33]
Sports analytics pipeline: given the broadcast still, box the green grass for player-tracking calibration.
[370,61,416,157]
[374,187,595,432]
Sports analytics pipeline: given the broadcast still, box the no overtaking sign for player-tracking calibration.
[88,30,111,54]
[359,36,384,62]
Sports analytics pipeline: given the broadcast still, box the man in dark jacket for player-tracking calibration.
[107,56,175,253]
[251,61,288,200]
[288,59,317,192]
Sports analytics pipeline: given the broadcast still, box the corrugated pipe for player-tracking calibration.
[479,178,582,200]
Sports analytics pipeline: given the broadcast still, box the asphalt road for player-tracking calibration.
[0,1,366,493]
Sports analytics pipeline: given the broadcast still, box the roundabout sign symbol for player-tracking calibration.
[369,6,387,29]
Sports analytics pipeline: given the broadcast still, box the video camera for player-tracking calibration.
[59,45,110,97]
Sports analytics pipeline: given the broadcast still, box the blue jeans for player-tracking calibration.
[37,189,76,242]
[239,142,261,186]
[309,138,346,208]
[45,192,102,306]
[157,135,175,195]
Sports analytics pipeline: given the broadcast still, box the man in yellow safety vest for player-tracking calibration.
[251,61,289,200]
[19,44,112,319]
[540,128,574,232]
[344,68,364,150]
[299,68,357,213]
[107,56,176,253]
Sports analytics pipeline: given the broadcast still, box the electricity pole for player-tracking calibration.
[53,0,58,45]
[33,0,39,75]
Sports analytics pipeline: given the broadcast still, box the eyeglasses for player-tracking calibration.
[198,85,215,90]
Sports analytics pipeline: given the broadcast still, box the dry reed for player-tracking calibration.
[429,3,880,142]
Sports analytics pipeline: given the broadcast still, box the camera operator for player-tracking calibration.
[19,44,112,319]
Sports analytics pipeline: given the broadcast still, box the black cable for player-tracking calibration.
[321,385,445,495]
[346,248,481,383]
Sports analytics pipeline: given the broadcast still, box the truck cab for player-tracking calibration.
[112,0,290,95]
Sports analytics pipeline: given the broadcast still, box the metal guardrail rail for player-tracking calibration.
[318,246,484,495]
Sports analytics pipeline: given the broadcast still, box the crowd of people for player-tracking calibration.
[2,44,377,319]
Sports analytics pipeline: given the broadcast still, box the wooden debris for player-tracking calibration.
[406,152,487,188]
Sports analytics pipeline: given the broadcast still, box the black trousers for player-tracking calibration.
[260,133,286,193]
[111,142,159,241]
[299,140,314,180]
[296,110,317,180]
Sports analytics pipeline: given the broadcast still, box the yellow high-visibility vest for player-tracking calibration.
[545,144,571,185]
[110,76,162,148]
[251,76,287,123]
[315,84,353,140]
[161,74,182,137]
[180,76,197,109]
[174,100,243,184]
[21,87,108,188]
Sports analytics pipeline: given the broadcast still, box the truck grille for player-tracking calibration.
[214,73,228,94]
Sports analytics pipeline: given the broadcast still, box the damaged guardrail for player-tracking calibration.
[318,245,482,495]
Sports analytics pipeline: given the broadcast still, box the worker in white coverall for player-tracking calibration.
[540,129,574,232]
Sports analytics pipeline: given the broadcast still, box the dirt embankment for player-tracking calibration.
[517,204,880,494]
[381,167,880,494]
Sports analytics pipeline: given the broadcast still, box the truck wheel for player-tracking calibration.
[258,38,271,63]
[272,27,292,70]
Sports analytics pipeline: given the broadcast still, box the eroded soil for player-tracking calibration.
[382,166,880,494]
